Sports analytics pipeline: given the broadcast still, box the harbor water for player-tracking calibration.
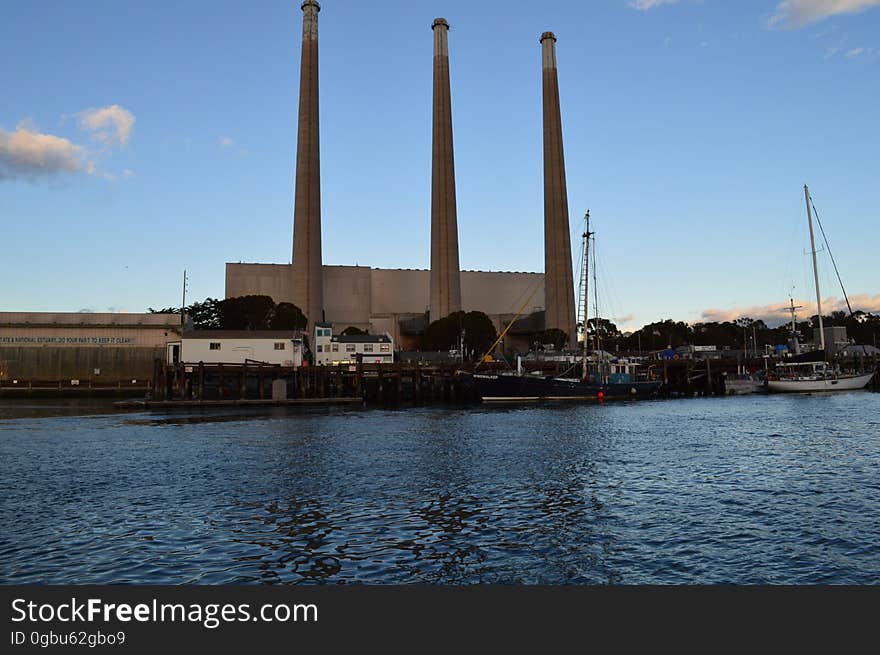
[1,393,879,584]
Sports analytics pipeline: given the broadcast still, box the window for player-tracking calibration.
[317,345,323,352]
[318,328,331,337]
[346,344,356,352]
[332,343,339,352]
[274,342,285,350]
[364,344,373,352]
[380,344,391,352]
[209,343,221,350]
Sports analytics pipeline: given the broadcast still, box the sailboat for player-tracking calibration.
[472,212,663,402]
[766,186,874,393]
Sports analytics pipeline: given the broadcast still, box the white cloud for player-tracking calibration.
[767,0,880,29]
[0,122,94,181]
[629,0,679,10]
[701,294,880,326]
[122,168,135,179]
[219,136,234,147]
[78,104,135,146]
[845,47,865,57]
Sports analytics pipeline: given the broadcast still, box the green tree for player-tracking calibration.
[341,326,367,335]
[421,311,498,358]
[219,295,275,330]
[270,302,308,330]
[461,311,498,357]
[148,298,221,329]
[533,328,569,351]
[187,298,222,329]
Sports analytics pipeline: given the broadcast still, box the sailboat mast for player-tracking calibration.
[593,232,601,383]
[581,211,591,380]
[804,184,825,352]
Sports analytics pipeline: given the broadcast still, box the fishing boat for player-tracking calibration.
[472,211,663,402]
[766,185,874,393]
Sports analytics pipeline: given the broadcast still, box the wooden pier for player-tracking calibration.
[140,358,484,407]
[5,354,872,407]
[139,355,877,408]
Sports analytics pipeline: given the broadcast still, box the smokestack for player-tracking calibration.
[540,31,576,349]
[429,17,462,322]
[291,0,323,331]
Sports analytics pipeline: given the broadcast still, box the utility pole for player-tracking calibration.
[180,269,188,328]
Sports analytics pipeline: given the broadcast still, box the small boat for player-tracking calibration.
[724,374,766,395]
[472,211,663,402]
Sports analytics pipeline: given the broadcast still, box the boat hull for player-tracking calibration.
[472,373,662,402]
[766,372,874,393]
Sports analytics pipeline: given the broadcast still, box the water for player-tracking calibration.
[1,394,878,584]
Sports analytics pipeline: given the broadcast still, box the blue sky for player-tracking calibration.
[2,0,878,329]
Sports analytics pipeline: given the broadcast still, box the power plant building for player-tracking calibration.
[226,8,576,352]
[226,263,544,351]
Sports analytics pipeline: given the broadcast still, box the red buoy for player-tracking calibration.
[597,391,604,400]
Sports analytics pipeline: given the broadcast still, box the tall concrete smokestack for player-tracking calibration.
[540,31,576,349]
[429,17,462,322]
[291,0,323,330]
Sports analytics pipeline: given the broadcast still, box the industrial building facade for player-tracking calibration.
[0,312,180,382]
[226,263,545,350]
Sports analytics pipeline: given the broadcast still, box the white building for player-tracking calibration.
[167,331,303,367]
[313,323,394,365]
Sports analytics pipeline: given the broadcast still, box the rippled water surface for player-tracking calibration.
[1,394,879,584]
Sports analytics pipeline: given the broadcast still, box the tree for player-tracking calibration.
[341,326,367,336]
[533,328,569,351]
[149,298,220,329]
[187,298,221,329]
[461,311,497,357]
[830,310,848,326]
[270,302,308,330]
[421,311,498,358]
[218,295,275,330]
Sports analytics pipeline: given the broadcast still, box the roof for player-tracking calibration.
[331,334,392,344]
[182,330,301,339]
[0,312,180,328]
[842,344,880,355]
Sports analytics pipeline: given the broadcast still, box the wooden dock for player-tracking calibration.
[7,353,870,408]
[114,397,363,410]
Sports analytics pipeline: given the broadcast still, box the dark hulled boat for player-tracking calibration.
[472,372,662,402]
[471,211,663,404]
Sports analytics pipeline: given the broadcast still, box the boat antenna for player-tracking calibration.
[786,297,803,332]
[809,193,854,318]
